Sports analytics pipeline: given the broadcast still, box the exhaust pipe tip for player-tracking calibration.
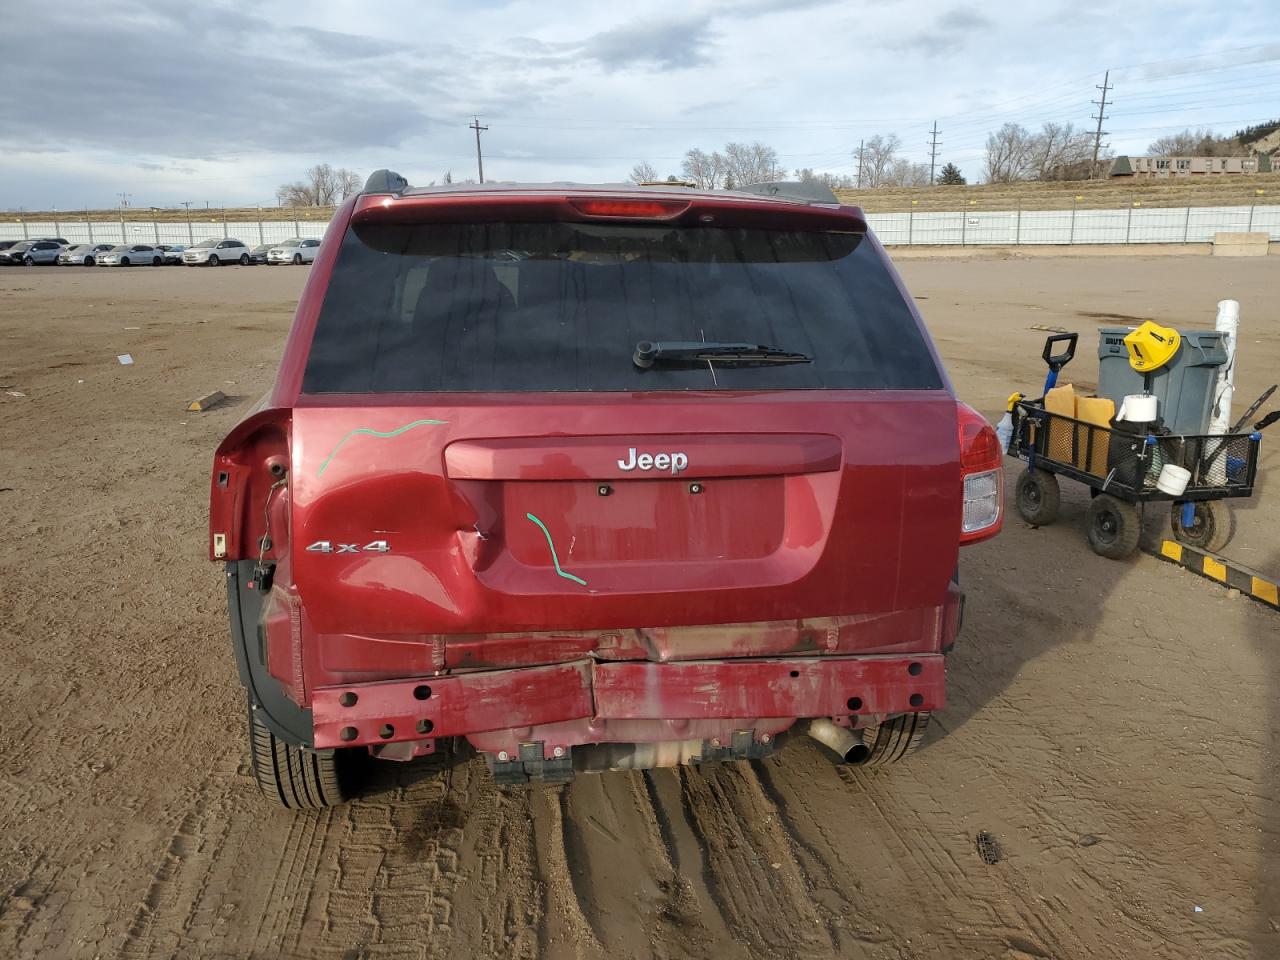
[805,718,870,765]
[844,741,871,765]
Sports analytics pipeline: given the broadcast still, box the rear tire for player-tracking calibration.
[84,256,94,266]
[239,253,250,265]
[1171,500,1234,554]
[1014,468,1061,525]
[1085,494,1141,559]
[248,709,360,809]
[293,253,302,265]
[860,711,931,765]
[152,256,161,265]
[120,257,130,266]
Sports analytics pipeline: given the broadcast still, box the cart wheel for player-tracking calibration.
[1014,469,1061,525]
[1085,494,1141,559]
[1170,500,1234,554]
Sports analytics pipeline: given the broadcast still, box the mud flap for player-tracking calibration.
[225,560,315,748]
[488,741,576,786]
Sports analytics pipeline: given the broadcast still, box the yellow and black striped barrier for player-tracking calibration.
[1151,539,1280,612]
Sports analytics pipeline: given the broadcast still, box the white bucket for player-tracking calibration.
[1117,393,1158,423]
[1156,463,1191,496]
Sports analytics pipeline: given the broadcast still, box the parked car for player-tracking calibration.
[58,243,116,266]
[247,243,271,264]
[266,237,321,265]
[158,244,187,264]
[182,238,250,266]
[97,244,163,266]
[210,170,1004,809]
[0,240,63,265]
[0,240,20,261]
[0,241,28,264]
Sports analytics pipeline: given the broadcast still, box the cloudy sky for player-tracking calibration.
[2,0,1278,209]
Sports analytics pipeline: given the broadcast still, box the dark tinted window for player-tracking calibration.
[303,220,942,394]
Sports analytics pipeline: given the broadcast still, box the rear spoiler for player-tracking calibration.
[354,193,864,234]
[356,169,864,232]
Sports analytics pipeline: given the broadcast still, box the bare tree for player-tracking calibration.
[984,123,1036,183]
[794,168,854,189]
[276,164,362,206]
[980,122,1100,182]
[1147,128,1225,157]
[680,149,724,189]
[630,161,659,184]
[1030,122,1094,180]
[860,134,902,188]
[721,141,783,186]
[886,158,932,187]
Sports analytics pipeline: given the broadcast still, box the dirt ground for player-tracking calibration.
[1,254,1277,960]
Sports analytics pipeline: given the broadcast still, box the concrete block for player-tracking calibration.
[1212,232,1269,257]
[187,390,227,412]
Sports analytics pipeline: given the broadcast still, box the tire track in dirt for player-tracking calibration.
[529,784,601,959]
[103,748,493,959]
[550,768,742,960]
[434,778,542,958]
[670,761,835,958]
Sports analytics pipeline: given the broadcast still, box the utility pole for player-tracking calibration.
[928,122,941,185]
[180,201,193,244]
[1090,70,1112,179]
[117,192,131,210]
[855,139,865,188]
[469,116,488,183]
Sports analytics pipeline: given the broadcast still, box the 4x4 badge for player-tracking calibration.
[306,540,391,554]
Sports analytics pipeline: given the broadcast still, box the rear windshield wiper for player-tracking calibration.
[633,340,812,369]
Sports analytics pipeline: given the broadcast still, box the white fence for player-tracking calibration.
[867,204,1280,245]
[2,205,1278,247]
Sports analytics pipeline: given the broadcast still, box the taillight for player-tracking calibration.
[567,197,691,220]
[958,402,1003,544]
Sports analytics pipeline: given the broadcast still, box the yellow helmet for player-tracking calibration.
[1123,321,1181,372]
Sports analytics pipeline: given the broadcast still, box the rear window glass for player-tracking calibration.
[302,220,943,393]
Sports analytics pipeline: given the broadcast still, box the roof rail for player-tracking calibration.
[735,180,839,204]
[364,169,409,195]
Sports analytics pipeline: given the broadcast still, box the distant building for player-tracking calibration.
[1110,154,1273,178]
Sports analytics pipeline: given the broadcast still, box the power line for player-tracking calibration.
[469,116,489,183]
[1090,70,1112,178]
[927,122,941,184]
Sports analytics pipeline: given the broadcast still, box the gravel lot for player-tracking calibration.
[1,254,1277,959]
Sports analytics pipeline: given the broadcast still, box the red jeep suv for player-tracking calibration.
[210,171,1003,808]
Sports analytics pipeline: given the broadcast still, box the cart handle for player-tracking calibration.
[1041,333,1078,373]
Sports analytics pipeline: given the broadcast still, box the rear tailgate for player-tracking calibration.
[290,391,960,637]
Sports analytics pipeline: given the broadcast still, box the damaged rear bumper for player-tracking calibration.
[311,653,944,755]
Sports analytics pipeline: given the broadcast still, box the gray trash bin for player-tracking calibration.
[1096,328,1228,435]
